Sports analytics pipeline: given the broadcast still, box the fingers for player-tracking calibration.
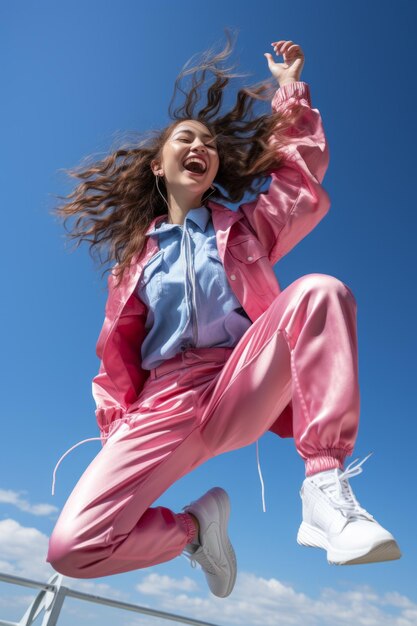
[271,40,292,56]
[270,40,303,59]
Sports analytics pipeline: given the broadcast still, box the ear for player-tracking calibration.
[151,159,163,176]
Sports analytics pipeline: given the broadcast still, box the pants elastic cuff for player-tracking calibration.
[176,512,197,544]
[305,448,350,476]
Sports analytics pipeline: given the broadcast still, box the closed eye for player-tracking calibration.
[177,138,217,149]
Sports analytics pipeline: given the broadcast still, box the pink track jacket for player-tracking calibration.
[92,81,331,443]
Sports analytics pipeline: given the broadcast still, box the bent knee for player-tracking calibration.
[296,273,356,303]
[47,528,86,578]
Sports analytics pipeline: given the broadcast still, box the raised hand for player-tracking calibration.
[264,40,305,86]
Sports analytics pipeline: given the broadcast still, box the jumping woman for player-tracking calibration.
[47,32,401,598]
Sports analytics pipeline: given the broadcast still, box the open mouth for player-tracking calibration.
[182,157,207,175]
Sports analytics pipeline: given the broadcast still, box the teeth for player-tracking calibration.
[183,157,207,172]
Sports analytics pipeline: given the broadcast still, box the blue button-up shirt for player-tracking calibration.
[136,205,252,370]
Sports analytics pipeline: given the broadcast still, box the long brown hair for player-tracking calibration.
[51,28,303,287]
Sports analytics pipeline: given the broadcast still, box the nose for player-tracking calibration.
[191,139,207,152]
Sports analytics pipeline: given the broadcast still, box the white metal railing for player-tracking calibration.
[0,572,221,626]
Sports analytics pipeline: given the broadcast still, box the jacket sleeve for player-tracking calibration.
[239,81,331,265]
[92,270,148,439]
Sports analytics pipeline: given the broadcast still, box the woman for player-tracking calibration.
[47,32,401,599]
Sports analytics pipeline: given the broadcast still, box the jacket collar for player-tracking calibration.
[208,200,244,261]
[144,214,167,235]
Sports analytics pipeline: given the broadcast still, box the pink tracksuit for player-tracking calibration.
[47,81,360,578]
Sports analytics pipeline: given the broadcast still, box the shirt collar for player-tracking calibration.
[185,205,211,231]
[145,205,211,236]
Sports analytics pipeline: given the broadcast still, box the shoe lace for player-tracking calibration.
[320,453,374,521]
[182,546,218,575]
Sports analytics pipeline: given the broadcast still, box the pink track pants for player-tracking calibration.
[47,273,360,578]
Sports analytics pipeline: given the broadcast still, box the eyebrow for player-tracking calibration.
[173,128,215,140]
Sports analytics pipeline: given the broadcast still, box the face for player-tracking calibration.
[152,120,220,194]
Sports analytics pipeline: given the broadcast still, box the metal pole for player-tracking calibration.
[0,572,221,626]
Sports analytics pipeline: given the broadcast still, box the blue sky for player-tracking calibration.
[1,1,416,625]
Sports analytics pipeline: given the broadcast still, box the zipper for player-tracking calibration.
[182,224,198,348]
[188,227,198,347]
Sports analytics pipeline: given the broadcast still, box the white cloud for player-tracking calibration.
[0,518,129,599]
[0,489,58,516]
[382,591,416,609]
[0,518,54,580]
[134,571,417,626]
[0,593,35,609]
[136,572,199,596]
[70,579,129,601]
[0,518,132,626]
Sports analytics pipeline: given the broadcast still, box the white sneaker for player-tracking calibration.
[183,487,237,598]
[297,455,402,565]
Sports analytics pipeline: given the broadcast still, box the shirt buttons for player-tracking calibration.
[247,255,253,261]
[230,274,237,281]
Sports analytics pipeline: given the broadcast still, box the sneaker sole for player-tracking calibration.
[297,522,402,565]
[210,488,237,597]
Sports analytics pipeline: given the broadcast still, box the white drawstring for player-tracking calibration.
[51,435,109,496]
[256,440,266,513]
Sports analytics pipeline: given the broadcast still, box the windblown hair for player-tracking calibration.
[52,28,304,287]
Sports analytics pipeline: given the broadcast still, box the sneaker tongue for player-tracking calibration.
[321,476,371,520]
